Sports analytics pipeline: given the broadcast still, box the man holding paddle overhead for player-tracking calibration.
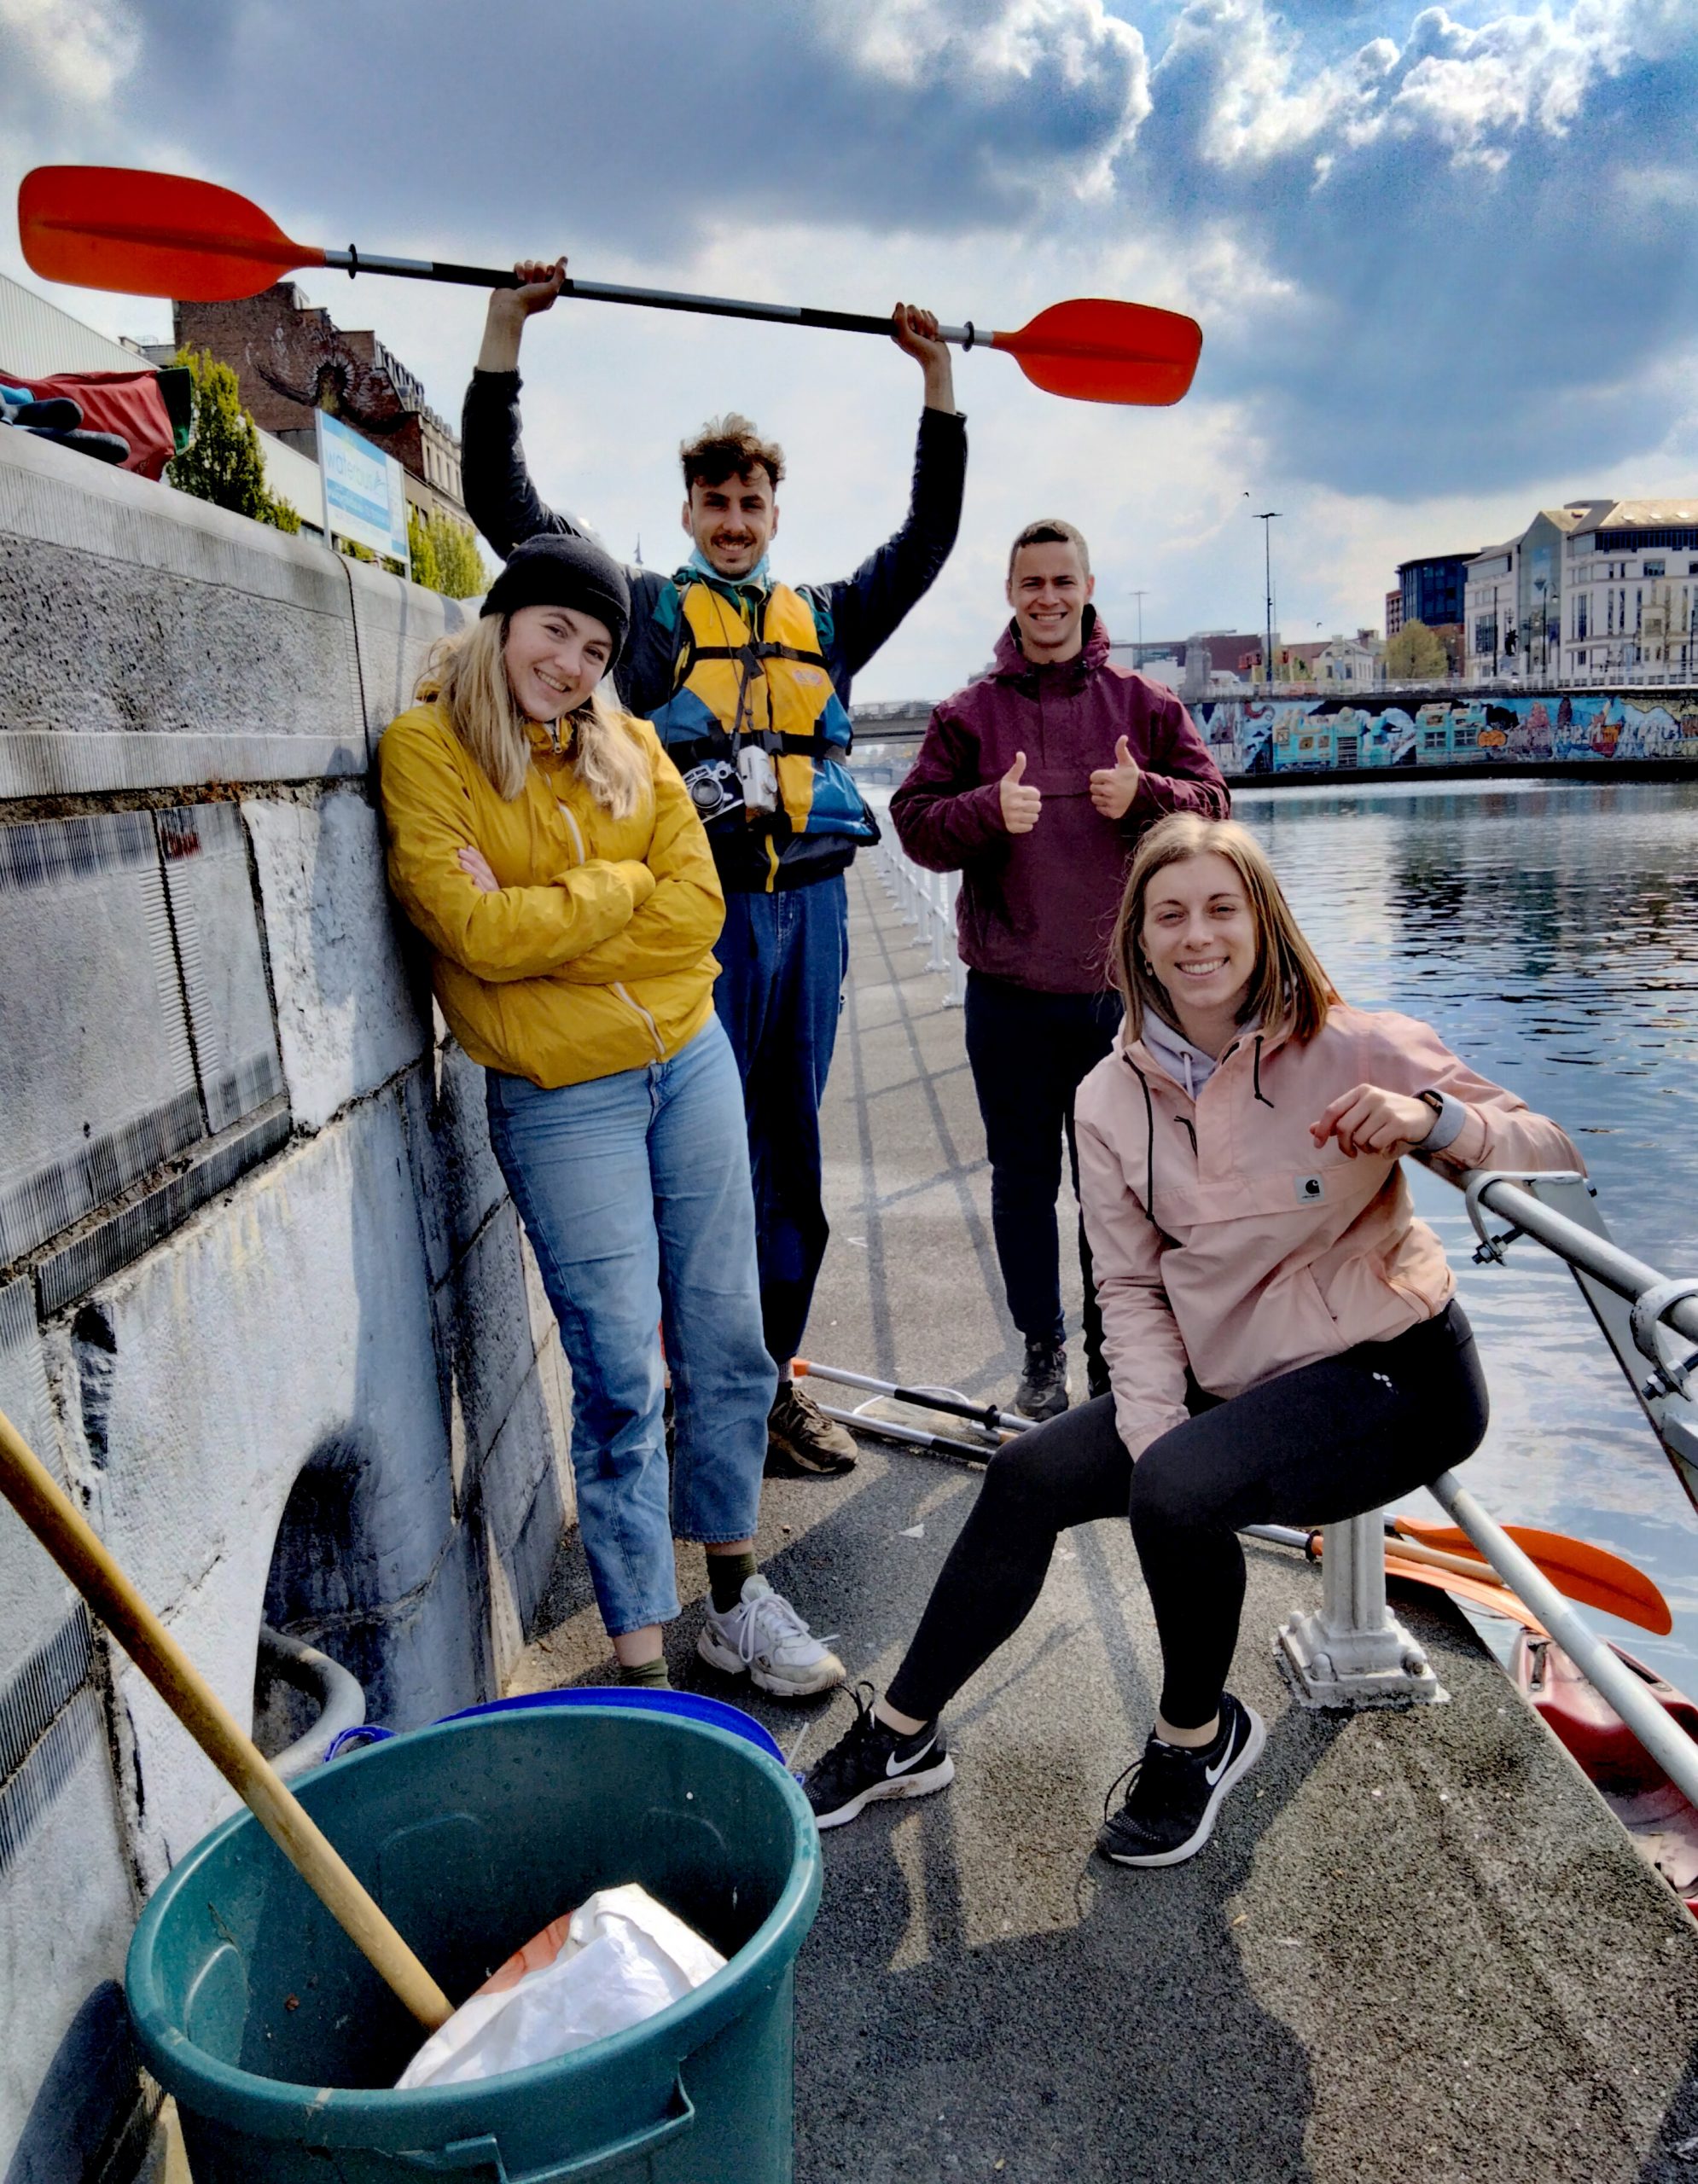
[892,519,1228,1422]
[463,258,966,1478]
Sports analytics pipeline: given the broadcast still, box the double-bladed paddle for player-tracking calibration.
[19,165,1202,409]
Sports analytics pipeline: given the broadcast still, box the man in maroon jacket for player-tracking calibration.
[890,519,1229,1418]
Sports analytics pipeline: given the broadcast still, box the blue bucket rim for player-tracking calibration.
[323,1687,785,1769]
[125,1705,822,2135]
[440,1686,786,1764]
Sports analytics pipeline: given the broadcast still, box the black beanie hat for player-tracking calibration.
[480,533,631,665]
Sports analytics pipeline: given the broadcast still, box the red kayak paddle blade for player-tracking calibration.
[991,298,1202,408]
[1394,1517,1672,1635]
[19,166,323,302]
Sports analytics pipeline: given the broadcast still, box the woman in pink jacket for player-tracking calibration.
[805,811,1580,1864]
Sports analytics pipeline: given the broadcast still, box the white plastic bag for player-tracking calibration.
[396,1883,726,2090]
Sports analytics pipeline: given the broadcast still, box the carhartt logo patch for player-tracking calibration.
[1296,1175,1325,1203]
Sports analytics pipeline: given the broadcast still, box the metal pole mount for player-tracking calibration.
[1276,1509,1446,1708]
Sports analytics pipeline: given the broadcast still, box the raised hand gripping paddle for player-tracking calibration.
[20,166,1202,409]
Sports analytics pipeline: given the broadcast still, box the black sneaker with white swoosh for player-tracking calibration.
[802,1683,955,1830]
[1096,1693,1266,1867]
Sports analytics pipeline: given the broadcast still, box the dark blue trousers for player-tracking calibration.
[712,873,850,1366]
[964,971,1123,1372]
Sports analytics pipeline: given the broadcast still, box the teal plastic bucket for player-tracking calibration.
[125,1706,821,2182]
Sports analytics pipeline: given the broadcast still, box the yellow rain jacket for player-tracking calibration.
[377,698,724,1089]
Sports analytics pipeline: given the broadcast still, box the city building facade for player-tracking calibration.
[173,284,472,528]
[1398,553,1474,632]
[1465,539,1519,682]
[1561,502,1698,685]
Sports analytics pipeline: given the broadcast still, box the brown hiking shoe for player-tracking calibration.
[765,1382,858,1477]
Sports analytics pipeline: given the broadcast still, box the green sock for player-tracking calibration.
[708,1549,759,1613]
[619,1656,670,1689]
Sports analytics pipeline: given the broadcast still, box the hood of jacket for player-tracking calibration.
[990,603,1113,687]
[1133,1007,1259,1102]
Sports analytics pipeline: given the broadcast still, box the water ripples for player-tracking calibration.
[1237,777,1698,1678]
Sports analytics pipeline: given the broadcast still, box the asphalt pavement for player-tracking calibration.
[515,857,1698,2183]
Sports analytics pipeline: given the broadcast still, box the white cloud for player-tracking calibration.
[1158,0,1670,177]
[819,0,1151,190]
[1378,3,1631,167]
[1,0,1693,686]
[0,0,139,104]
[1160,0,1383,167]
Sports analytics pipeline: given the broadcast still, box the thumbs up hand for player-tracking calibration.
[998,750,1043,834]
[1090,734,1143,820]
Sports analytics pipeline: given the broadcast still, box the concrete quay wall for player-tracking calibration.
[0,427,576,2181]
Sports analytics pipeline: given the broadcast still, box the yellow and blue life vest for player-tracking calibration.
[647,574,876,892]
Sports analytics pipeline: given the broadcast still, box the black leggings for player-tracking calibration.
[886,1303,1489,1732]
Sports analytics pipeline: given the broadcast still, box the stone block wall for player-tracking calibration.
[0,427,573,2180]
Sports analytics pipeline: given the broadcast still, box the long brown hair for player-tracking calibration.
[1111,813,1339,1044]
[416,615,647,817]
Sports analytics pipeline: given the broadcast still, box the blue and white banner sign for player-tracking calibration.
[316,410,410,563]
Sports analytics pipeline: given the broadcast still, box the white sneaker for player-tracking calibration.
[696,1575,846,1699]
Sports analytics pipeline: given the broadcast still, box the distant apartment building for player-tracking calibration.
[1561,500,1698,684]
[1316,631,1384,686]
[173,283,472,528]
[1385,589,1403,640]
[1465,539,1519,681]
[1456,499,1695,686]
[1397,553,1474,633]
[1265,633,1383,691]
[1512,504,1603,682]
[1105,630,1262,696]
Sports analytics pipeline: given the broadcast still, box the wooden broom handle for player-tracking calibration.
[0,1404,451,2030]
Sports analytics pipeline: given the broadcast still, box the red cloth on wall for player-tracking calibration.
[0,369,175,479]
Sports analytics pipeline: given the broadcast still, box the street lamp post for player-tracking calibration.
[1534,576,1548,682]
[1129,589,1148,662]
[1253,510,1281,689]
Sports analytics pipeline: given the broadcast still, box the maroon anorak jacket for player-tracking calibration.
[889,613,1229,993]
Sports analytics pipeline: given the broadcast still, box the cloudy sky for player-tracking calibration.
[5,0,1695,700]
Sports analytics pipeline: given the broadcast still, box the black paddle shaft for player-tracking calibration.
[320,248,974,345]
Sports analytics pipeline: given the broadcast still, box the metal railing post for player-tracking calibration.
[870,839,968,1008]
[1276,1510,1445,1706]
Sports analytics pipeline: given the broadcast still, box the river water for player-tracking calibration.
[1231,777,1698,1686]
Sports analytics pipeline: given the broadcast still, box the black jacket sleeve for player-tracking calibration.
[461,368,582,557]
[460,367,676,713]
[811,409,967,693]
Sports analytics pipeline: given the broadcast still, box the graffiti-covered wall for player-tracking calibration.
[1195,689,1698,776]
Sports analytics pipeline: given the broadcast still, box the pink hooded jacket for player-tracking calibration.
[1073,1004,1583,1461]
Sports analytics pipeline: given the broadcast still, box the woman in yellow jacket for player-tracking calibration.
[378,534,844,1697]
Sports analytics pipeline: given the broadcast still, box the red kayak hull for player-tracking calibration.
[1512,1629,1698,1914]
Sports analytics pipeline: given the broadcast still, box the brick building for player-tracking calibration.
[173,284,470,526]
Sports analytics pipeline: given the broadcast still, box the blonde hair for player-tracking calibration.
[1112,813,1339,1046]
[416,615,647,819]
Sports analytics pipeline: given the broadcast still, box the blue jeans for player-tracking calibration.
[712,874,850,1365]
[486,1019,776,1637]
